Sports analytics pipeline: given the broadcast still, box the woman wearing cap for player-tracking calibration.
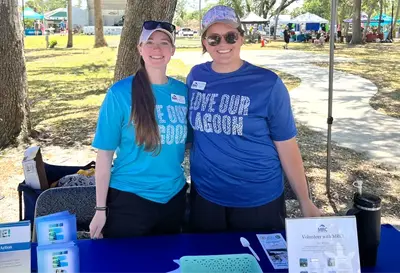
[187,5,321,233]
[89,21,189,238]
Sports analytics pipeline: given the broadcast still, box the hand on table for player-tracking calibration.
[89,210,106,239]
[300,199,322,217]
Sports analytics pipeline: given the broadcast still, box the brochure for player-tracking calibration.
[37,241,80,273]
[35,211,77,246]
[0,221,31,273]
[257,233,288,269]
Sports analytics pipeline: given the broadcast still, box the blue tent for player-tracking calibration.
[370,14,400,26]
[23,7,44,20]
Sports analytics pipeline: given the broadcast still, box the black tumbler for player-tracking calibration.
[347,191,382,267]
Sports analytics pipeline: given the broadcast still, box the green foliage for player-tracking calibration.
[25,0,66,13]
[301,0,331,20]
[173,1,216,27]
[290,6,304,17]
[49,39,58,48]
[218,0,246,17]
[24,19,35,28]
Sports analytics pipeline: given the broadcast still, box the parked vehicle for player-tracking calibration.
[178,27,194,37]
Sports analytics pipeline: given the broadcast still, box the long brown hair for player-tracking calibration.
[130,57,160,154]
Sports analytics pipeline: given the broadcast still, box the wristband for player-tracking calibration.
[95,206,107,211]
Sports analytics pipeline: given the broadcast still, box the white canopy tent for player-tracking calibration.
[291,12,329,24]
[269,14,292,25]
[240,12,269,23]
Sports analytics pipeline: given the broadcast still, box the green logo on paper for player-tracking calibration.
[0,229,11,238]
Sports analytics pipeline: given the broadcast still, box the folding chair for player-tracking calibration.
[33,185,96,241]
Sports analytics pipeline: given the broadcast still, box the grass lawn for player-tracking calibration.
[0,35,399,227]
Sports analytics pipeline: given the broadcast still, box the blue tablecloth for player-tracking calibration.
[31,224,399,272]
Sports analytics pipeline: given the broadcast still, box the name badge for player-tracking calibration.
[171,94,186,104]
[191,81,207,90]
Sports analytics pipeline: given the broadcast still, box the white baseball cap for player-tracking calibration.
[139,21,176,44]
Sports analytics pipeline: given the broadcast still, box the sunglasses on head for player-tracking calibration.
[142,20,176,34]
[204,31,239,46]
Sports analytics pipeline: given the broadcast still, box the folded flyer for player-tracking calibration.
[257,233,288,269]
[0,221,31,273]
[35,211,77,246]
[37,241,80,273]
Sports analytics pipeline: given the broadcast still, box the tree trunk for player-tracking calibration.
[351,0,362,44]
[67,0,73,48]
[273,1,284,40]
[394,0,400,37]
[363,1,378,41]
[114,0,177,82]
[94,0,108,48]
[245,0,252,13]
[0,0,30,148]
[378,0,383,33]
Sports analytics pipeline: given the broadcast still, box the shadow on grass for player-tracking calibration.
[296,123,400,218]
[28,63,112,77]
[25,48,89,54]
[34,114,99,147]
[27,64,114,147]
[28,78,112,103]
[25,51,87,62]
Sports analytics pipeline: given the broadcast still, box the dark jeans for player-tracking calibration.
[189,183,286,233]
[103,184,188,238]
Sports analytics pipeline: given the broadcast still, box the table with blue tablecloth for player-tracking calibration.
[31,224,399,272]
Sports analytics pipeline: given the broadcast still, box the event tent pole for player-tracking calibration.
[389,1,394,40]
[326,0,338,197]
[199,0,202,32]
[22,0,25,31]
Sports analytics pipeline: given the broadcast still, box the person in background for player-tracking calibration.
[34,20,40,36]
[337,24,342,43]
[186,5,321,233]
[59,19,66,35]
[40,21,46,36]
[283,26,290,49]
[89,21,189,239]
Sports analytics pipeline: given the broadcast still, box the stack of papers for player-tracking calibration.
[35,211,79,273]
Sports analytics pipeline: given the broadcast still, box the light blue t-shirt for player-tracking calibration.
[92,76,188,204]
[187,61,297,208]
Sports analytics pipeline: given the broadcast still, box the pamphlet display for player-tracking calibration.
[35,211,80,273]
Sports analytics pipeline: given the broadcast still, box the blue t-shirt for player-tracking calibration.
[187,61,297,207]
[92,76,188,204]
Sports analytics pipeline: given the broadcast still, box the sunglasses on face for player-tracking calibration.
[142,20,176,34]
[204,31,239,46]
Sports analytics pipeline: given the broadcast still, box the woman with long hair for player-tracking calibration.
[89,21,189,238]
[187,5,321,233]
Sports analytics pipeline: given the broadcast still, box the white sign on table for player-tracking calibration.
[0,221,31,273]
[286,216,361,273]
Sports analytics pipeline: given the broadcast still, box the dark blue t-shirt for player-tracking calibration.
[187,61,297,207]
